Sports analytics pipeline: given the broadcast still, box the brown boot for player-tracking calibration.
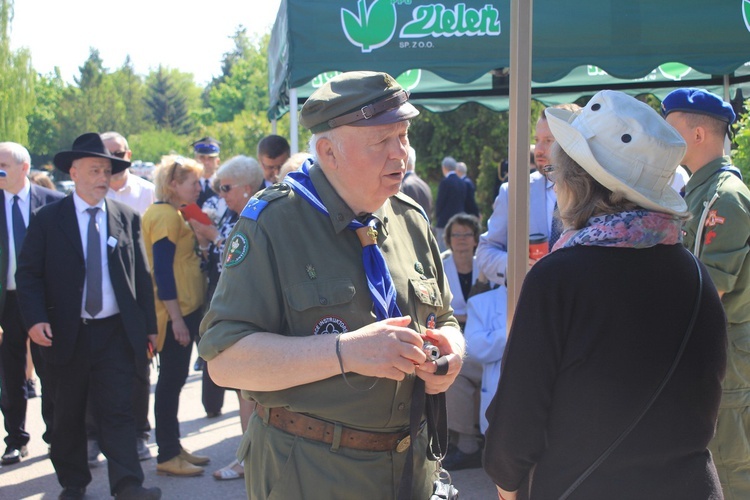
[156,455,204,477]
[179,447,210,466]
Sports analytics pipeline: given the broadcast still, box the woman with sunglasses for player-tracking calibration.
[142,155,209,477]
[189,155,263,481]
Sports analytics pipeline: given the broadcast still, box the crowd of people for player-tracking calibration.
[0,71,748,500]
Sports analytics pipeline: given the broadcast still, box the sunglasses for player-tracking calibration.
[110,151,128,159]
[219,183,242,193]
[542,164,557,184]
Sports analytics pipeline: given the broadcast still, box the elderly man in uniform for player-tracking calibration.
[199,71,464,499]
[664,88,750,499]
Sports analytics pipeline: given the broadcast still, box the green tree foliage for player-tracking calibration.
[27,70,63,162]
[0,0,35,144]
[730,105,750,186]
[111,56,148,135]
[208,30,269,123]
[128,129,188,163]
[145,66,191,134]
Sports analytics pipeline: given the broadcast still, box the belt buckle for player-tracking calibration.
[395,435,411,453]
[82,318,91,325]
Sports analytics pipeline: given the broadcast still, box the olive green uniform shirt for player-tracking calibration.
[199,163,457,499]
[683,156,750,325]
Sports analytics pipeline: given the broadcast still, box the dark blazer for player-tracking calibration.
[16,196,157,367]
[0,184,63,318]
[463,176,480,217]
[197,181,217,208]
[400,171,433,219]
[435,173,468,228]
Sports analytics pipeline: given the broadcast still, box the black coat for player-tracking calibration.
[16,196,157,369]
[0,184,63,318]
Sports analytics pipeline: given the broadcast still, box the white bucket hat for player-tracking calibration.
[545,90,688,215]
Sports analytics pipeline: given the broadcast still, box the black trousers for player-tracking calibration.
[202,357,226,414]
[86,351,152,441]
[47,316,143,494]
[154,308,201,463]
[0,291,54,447]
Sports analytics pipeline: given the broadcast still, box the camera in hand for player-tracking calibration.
[423,341,440,361]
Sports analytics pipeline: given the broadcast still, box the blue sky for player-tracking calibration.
[10,0,282,85]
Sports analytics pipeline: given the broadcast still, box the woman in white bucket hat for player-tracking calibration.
[483,90,727,500]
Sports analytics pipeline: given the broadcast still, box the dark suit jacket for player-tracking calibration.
[435,173,468,228]
[400,171,433,219]
[0,184,64,318]
[197,182,217,208]
[16,196,157,367]
[463,176,480,217]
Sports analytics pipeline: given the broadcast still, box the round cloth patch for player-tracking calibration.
[313,316,349,335]
[224,233,249,268]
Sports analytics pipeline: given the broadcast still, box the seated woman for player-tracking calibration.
[483,91,727,499]
[442,213,484,471]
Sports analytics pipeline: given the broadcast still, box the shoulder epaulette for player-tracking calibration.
[393,191,429,222]
[240,183,291,220]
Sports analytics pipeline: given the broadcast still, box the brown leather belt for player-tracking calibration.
[256,404,411,453]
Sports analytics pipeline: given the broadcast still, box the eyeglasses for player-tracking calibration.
[110,151,128,159]
[450,232,475,239]
[219,183,242,193]
[542,164,557,184]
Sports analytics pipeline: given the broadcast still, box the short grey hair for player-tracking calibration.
[456,161,467,176]
[309,129,344,162]
[442,156,457,171]
[217,155,263,189]
[0,142,31,166]
[100,131,129,150]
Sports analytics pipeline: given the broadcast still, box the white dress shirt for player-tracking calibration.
[4,180,31,290]
[107,172,156,215]
[73,193,119,319]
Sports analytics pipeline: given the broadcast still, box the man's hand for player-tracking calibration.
[339,316,426,381]
[29,322,53,347]
[416,326,464,394]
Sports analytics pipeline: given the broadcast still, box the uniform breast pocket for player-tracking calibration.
[284,278,357,335]
[408,278,443,328]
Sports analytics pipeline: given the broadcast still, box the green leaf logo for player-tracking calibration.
[396,69,421,90]
[744,0,750,31]
[658,62,692,81]
[341,0,398,53]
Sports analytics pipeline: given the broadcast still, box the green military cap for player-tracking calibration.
[300,71,419,133]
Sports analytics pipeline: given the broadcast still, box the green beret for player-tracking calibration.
[300,71,419,133]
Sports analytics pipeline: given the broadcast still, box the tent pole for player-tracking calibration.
[724,74,730,101]
[506,0,534,332]
[272,120,278,135]
[290,87,299,154]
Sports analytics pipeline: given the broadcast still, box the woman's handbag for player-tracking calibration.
[558,253,704,500]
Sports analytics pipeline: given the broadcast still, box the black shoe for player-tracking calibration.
[115,484,162,500]
[193,358,205,371]
[1,445,28,465]
[205,411,221,418]
[58,486,86,500]
[442,448,482,471]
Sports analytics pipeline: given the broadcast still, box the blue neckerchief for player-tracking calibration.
[286,159,402,321]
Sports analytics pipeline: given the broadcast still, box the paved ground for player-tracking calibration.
[0,349,498,499]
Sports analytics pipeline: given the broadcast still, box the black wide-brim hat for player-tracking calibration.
[53,132,131,174]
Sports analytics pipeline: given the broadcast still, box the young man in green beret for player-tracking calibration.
[665,87,750,498]
[199,71,464,499]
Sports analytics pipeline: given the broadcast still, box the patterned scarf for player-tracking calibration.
[553,209,683,250]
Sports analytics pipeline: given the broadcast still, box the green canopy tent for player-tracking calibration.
[268,0,750,320]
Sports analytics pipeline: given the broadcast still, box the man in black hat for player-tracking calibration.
[192,137,221,208]
[16,133,161,499]
[200,71,464,498]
